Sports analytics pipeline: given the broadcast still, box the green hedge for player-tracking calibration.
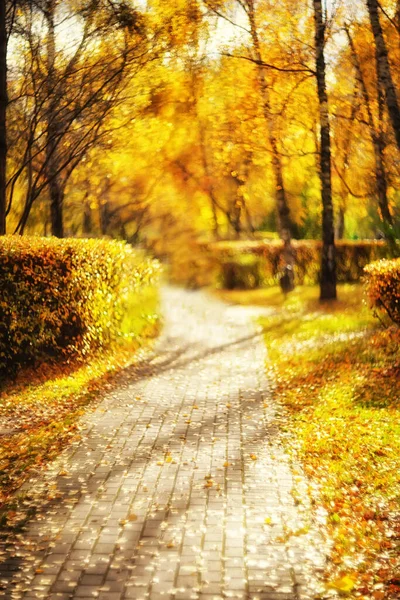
[172,240,388,289]
[364,258,400,326]
[0,236,161,374]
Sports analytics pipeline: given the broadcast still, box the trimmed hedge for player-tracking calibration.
[171,239,388,289]
[364,258,400,326]
[0,236,161,373]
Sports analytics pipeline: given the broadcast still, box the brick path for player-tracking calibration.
[0,287,328,600]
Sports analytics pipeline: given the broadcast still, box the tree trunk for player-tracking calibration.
[247,0,295,291]
[0,0,7,235]
[100,198,110,236]
[313,0,336,300]
[82,193,92,235]
[366,0,400,152]
[189,64,220,240]
[345,26,394,236]
[45,0,64,238]
[376,85,392,225]
[198,124,220,240]
[336,206,345,240]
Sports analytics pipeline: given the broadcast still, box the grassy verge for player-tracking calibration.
[216,285,400,599]
[0,285,161,520]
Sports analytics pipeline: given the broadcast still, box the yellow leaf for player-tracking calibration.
[165,456,173,463]
[128,514,137,521]
[327,574,356,595]
[250,453,257,460]
[264,517,272,525]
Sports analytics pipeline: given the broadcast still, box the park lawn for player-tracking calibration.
[217,284,400,599]
[0,285,161,522]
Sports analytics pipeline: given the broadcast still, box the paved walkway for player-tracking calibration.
[0,288,328,600]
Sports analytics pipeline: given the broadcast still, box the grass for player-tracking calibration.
[0,285,161,521]
[217,285,400,599]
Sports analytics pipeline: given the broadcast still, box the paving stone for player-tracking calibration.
[0,287,329,599]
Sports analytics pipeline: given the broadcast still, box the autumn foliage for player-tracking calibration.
[365,258,400,325]
[0,236,160,374]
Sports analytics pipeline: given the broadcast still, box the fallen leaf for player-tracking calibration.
[327,574,356,595]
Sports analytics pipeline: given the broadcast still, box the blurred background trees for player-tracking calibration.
[1,0,400,296]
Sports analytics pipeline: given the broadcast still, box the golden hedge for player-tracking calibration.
[0,236,160,374]
[364,258,400,326]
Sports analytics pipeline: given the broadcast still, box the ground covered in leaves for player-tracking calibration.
[0,286,160,518]
[217,285,400,599]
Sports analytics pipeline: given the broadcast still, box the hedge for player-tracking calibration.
[169,239,389,289]
[0,236,161,374]
[364,258,400,326]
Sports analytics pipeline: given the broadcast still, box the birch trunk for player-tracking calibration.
[313,0,336,300]
[366,0,400,152]
[345,26,393,231]
[247,0,295,291]
[45,0,64,238]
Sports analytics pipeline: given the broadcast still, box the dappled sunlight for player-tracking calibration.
[0,1,400,599]
[0,288,328,600]
[258,284,400,598]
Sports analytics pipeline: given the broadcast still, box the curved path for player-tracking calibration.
[0,288,327,600]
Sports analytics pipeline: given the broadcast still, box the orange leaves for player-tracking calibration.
[364,258,400,326]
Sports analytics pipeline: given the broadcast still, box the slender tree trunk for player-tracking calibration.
[366,0,400,152]
[46,0,64,238]
[335,85,358,239]
[231,195,242,239]
[247,0,295,291]
[345,26,393,233]
[244,204,255,236]
[189,64,220,240]
[313,0,336,300]
[198,123,220,239]
[376,85,392,225]
[82,192,92,235]
[336,207,345,240]
[99,197,110,236]
[0,0,7,235]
